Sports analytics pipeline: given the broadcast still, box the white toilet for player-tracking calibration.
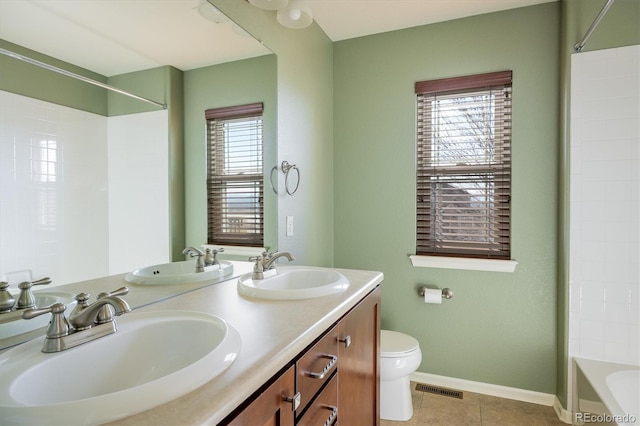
[380,330,422,421]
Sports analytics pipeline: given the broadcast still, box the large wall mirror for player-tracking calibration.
[0,1,277,318]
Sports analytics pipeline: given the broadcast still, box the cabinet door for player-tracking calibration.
[337,286,381,425]
[226,365,296,426]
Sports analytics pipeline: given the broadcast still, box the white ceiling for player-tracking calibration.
[0,0,556,77]
[0,0,271,76]
[311,0,557,42]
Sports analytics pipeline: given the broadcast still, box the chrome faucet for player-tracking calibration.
[182,246,205,272]
[249,251,295,280]
[0,277,52,317]
[69,287,130,329]
[262,251,295,270]
[22,287,131,353]
[204,247,224,266]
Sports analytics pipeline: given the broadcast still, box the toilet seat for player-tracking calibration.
[381,330,419,358]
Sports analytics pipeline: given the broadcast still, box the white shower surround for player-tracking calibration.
[569,44,639,365]
[0,91,169,287]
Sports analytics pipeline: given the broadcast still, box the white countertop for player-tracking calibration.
[3,262,382,425]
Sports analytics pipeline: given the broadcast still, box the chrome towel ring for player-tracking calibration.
[270,161,301,196]
[281,161,300,195]
[269,165,278,195]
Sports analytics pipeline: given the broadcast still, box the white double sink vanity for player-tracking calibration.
[0,259,382,425]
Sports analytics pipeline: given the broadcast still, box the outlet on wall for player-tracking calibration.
[286,216,294,237]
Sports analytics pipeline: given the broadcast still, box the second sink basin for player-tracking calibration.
[237,266,349,300]
[125,259,233,285]
[0,310,241,425]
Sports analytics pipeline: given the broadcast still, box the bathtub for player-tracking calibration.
[573,357,639,425]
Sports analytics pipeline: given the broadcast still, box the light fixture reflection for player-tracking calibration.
[276,0,312,29]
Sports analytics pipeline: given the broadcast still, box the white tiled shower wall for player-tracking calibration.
[0,91,169,288]
[569,45,640,365]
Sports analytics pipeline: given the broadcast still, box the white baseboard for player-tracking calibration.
[554,396,574,424]
[411,372,571,423]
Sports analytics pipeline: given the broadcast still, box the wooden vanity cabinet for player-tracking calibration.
[225,365,296,426]
[296,324,339,412]
[337,286,381,425]
[297,374,338,426]
[222,286,380,425]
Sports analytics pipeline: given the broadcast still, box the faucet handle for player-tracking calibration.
[23,302,71,339]
[32,277,52,286]
[16,281,36,310]
[182,246,204,257]
[249,256,265,280]
[98,287,129,298]
[15,277,52,310]
[205,247,224,266]
[0,281,16,313]
[249,256,264,270]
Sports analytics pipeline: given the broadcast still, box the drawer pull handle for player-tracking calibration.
[323,405,338,426]
[339,335,351,348]
[283,391,301,411]
[305,354,337,380]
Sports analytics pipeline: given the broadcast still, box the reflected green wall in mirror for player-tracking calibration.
[0,39,107,114]
[210,0,335,266]
[183,54,278,254]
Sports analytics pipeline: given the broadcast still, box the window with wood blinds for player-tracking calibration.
[415,71,512,259]
[206,102,264,247]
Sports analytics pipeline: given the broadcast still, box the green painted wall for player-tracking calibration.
[107,67,169,116]
[334,3,561,393]
[0,39,107,115]
[565,0,640,53]
[183,54,278,253]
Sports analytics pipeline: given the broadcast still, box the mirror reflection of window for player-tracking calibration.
[36,139,57,232]
[206,103,264,247]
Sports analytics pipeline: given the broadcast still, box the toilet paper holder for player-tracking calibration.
[418,287,454,300]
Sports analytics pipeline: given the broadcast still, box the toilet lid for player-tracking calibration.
[380,330,419,357]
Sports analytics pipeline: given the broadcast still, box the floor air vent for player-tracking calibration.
[415,383,464,399]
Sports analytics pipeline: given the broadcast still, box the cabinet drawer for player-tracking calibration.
[297,374,338,426]
[296,324,338,414]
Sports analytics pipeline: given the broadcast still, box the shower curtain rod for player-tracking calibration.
[0,47,167,110]
[574,0,616,52]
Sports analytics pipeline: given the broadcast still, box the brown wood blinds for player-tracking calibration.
[415,71,512,259]
[206,103,264,247]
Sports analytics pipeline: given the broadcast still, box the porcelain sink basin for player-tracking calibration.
[0,292,76,339]
[0,310,241,425]
[125,259,233,285]
[237,266,349,300]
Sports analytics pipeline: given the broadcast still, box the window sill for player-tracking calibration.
[409,255,518,273]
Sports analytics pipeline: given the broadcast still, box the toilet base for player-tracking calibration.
[380,375,413,421]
